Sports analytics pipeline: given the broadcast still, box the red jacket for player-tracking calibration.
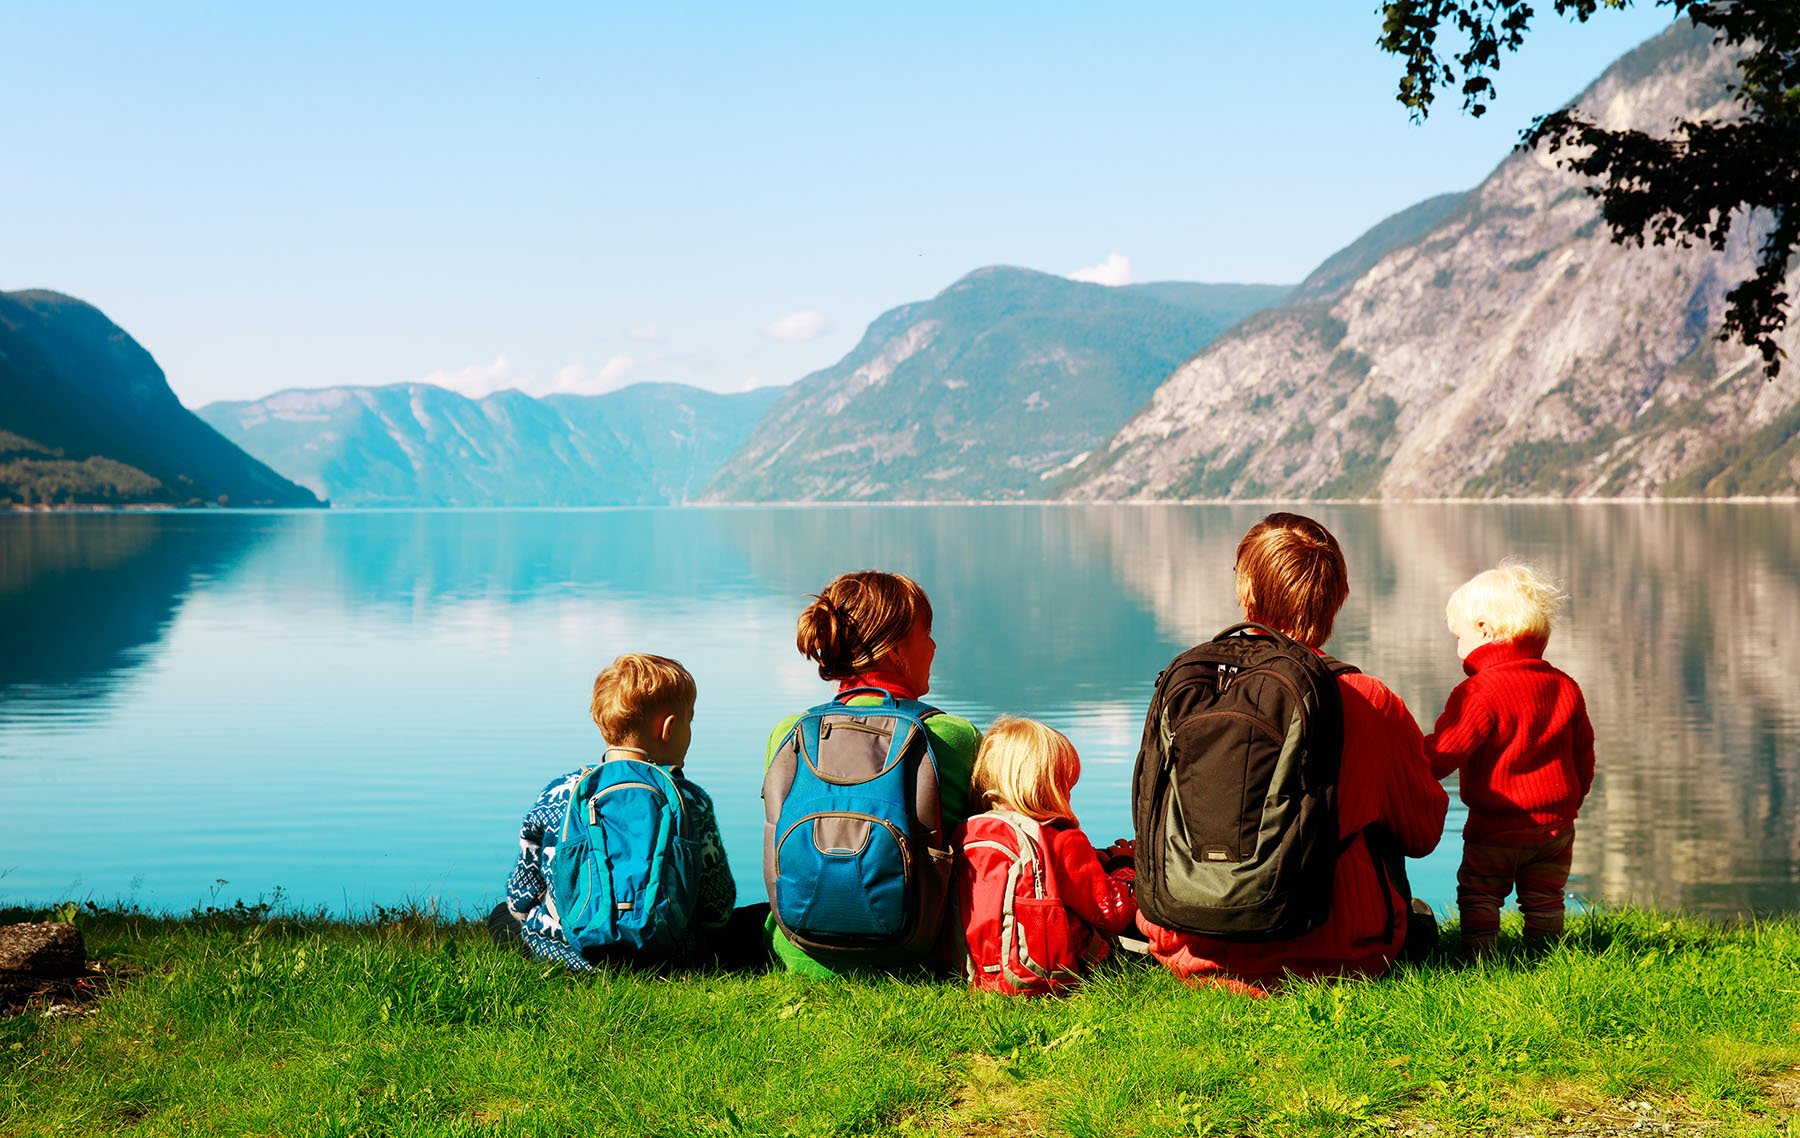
[1424,637,1595,843]
[951,813,1136,994]
[1039,821,1138,936]
[1139,672,1448,990]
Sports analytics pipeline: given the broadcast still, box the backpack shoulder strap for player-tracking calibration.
[895,698,941,722]
[1319,653,1362,678]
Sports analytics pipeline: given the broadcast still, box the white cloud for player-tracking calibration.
[764,308,830,343]
[544,355,639,396]
[625,323,661,342]
[416,354,520,398]
[1068,253,1132,287]
[418,353,652,400]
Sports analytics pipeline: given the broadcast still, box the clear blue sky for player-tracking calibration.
[1,2,1678,406]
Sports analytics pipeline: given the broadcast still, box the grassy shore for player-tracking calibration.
[2,905,1798,1137]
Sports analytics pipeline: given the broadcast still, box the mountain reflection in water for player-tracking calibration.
[0,505,1793,921]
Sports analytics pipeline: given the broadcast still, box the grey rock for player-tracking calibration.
[0,923,85,978]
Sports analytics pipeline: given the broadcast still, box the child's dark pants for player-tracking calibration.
[1457,827,1575,953]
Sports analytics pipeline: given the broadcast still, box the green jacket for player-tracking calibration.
[762,694,981,978]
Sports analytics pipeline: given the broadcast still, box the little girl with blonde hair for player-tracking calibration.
[1426,561,1595,956]
[949,716,1137,995]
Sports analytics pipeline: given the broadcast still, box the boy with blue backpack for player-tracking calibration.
[492,653,738,970]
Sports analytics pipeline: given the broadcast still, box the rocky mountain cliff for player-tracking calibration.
[0,290,322,508]
[199,382,785,507]
[700,269,1290,502]
[1061,23,1800,501]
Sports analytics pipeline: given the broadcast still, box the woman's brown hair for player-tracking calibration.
[796,570,933,681]
[1234,512,1348,648]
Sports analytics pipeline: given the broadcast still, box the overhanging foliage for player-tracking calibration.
[1378,1,1800,374]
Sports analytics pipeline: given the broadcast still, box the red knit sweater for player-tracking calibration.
[1139,672,1448,990]
[1424,637,1594,843]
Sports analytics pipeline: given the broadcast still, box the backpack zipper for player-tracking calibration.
[778,812,911,884]
[798,720,918,785]
[822,720,891,738]
[1159,665,1309,752]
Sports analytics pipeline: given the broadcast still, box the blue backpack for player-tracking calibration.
[549,756,697,956]
[762,688,951,965]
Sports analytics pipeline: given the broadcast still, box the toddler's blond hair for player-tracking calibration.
[1445,561,1566,644]
[589,654,696,743]
[971,716,1080,825]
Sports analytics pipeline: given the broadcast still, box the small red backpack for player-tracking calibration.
[950,809,1086,996]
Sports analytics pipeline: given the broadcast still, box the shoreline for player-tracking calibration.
[5,494,1798,515]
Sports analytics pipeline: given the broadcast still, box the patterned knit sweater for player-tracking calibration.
[1424,637,1595,844]
[505,764,735,969]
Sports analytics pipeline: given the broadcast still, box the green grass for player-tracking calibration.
[3,906,1799,1137]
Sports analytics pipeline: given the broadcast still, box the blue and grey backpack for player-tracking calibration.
[762,688,952,965]
[549,754,697,956]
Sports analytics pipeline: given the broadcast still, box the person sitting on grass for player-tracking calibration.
[950,716,1138,996]
[762,570,982,978]
[1135,512,1448,993]
[488,653,739,970]
[1425,562,1595,958]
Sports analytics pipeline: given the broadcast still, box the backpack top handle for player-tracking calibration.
[1216,621,1304,646]
[833,685,900,706]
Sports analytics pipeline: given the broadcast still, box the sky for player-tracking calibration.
[1,2,1681,407]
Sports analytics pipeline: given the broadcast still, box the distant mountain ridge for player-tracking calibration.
[1060,21,1800,501]
[199,381,786,507]
[701,269,1290,502]
[0,289,321,508]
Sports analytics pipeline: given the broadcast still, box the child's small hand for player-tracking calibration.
[1102,838,1135,871]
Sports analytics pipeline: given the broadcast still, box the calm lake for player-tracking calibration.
[2,504,1796,922]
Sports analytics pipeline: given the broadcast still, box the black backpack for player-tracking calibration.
[1132,622,1358,941]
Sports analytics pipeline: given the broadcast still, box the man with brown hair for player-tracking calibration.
[1138,513,1448,991]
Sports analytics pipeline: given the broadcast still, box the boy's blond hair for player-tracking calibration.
[971,716,1080,825]
[1445,561,1565,643]
[589,654,696,743]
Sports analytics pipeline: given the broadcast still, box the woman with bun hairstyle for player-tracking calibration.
[763,570,982,977]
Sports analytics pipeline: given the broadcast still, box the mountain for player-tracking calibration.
[700,269,1290,502]
[0,290,322,508]
[198,382,786,507]
[1061,22,1800,502]
[1285,192,1470,306]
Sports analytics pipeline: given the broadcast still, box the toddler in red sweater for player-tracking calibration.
[1425,563,1595,956]
[949,716,1137,995]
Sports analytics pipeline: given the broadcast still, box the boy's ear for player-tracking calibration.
[656,712,676,743]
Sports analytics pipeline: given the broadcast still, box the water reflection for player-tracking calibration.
[0,505,1794,921]
[1083,502,1800,920]
[0,513,274,705]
